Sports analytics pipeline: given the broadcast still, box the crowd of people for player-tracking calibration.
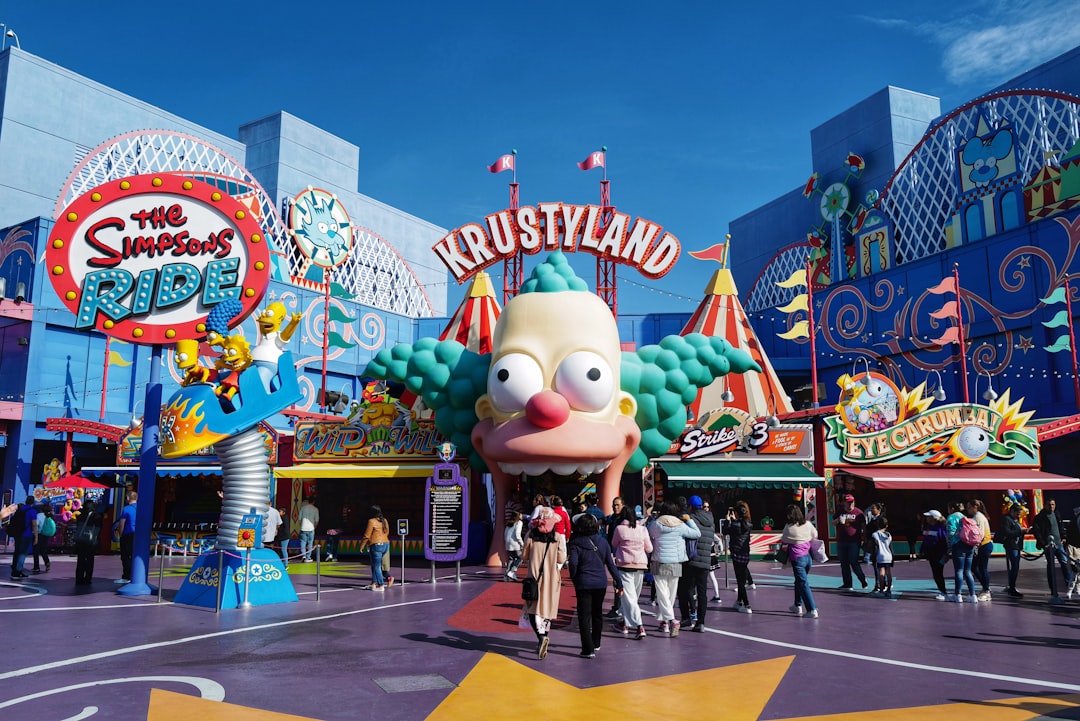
[509,491,1080,659]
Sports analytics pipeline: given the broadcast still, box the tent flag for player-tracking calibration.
[1043,309,1070,329]
[1044,335,1072,353]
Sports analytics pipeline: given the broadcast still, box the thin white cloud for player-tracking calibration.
[859,2,1080,86]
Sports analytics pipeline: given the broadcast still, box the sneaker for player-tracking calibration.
[868,590,883,598]
[658,621,670,636]
[788,604,805,616]
[1006,588,1024,598]
[1049,595,1066,605]
[114,578,130,584]
[579,651,596,659]
[837,584,853,590]
[386,576,395,588]
[604,608,623,620]
[373,585,384,591]
[737,605,753,614]
[612,621,629,635]
[976,591,991,601]
[947,593,961,603]
[808,609,819,619]
[538,636,550,660]
[711,594,722,602]
[965,594,979,603]
[303,558,313,563]
[934,593,946,601]
[44,563,50,572]
[860,579,869,589]
[636,626,647,639]
[692,623,705,633]
[670,621,680,637]
[749,583,757,590]
[594,644,601,652]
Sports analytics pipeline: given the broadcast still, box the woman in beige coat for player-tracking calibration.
[522,507,567,660]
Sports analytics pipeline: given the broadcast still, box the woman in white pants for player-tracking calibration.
[647,501,700,637]
[611,505,653,639]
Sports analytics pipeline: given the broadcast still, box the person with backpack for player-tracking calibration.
[8,496,38,579]
[33,503,56,573]
[945,500,978,603]
[676,495,715,632]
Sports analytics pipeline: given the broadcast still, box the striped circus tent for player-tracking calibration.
[681,268,793,422]
[439,271,501,354]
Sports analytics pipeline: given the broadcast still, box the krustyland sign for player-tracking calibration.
[824,376,1039,467]
[47,174,271,344]
[433,202,681,282]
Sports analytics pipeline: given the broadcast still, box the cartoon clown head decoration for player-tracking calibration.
[472,281,640,506]
[364,251,760,565]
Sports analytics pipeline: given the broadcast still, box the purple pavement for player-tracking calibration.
[1,548,1078,720]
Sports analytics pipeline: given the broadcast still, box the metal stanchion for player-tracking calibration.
[239,548,252,609]
[455,560,461,583]
[315,545,321,601]
[157,549,166,603]
[215,551,225,614]
[429,560,436,584]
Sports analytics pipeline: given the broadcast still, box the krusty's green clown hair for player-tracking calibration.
[364,251,760,472]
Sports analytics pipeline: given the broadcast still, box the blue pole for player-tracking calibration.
[119,343,162,596]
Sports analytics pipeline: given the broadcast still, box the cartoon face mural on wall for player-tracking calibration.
[958,120,1016,190]
[287,187,353,281]
[364,251,761,565]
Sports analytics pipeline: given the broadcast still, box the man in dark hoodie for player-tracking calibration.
[677,495,715,632]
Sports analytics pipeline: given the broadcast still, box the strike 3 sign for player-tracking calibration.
[47,174,271,344]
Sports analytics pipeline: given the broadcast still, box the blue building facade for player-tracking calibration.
[0,47,450,504]
[729,46,1080,488]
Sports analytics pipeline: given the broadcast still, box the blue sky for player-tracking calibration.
[6,1,1080,316]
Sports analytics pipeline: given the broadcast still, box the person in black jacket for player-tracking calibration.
[567,514,622,658]
[75,500,103,586]
[677,495,716,632]
[998,503,1027,598]
[1032,498,1074,604]
[722,501,755,613]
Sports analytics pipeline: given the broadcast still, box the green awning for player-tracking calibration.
[656,461,825,489]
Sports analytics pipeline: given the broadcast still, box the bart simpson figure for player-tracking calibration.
[175,339,218,386]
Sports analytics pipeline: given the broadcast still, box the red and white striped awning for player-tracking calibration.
[440,271,501,354]
[681,268,793,421]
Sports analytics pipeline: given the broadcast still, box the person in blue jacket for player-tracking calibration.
[567,513,622,658]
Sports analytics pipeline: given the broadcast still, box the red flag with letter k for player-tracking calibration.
[488,154,515,173]
[577,150,605,171]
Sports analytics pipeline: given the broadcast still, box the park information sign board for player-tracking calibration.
[424,462,468,562]
[47,174,271,343]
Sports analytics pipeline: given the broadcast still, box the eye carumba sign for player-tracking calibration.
[433,202,681,282]
[47,175,271,344]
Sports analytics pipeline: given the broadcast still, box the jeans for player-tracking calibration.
[1005,547,1020,590]
[506,550,522,577]
[952,542,975,596]
[11,535,31,574]
[1045,543,1074,597]
[618,568,645,627]
[837,543,866,587]
[299,530,315,560]
[575,586,606,654]
[370,542,389,586]
[974,542,992,592]
[791,553,816,612]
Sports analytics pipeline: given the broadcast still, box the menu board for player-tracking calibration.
[424,463,468,562]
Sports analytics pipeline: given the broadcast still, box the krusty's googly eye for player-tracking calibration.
[488,353,544,413]
[555,351,614,412]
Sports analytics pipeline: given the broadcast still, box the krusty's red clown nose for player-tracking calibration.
[525,390,570,428]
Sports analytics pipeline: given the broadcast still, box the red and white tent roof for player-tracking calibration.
[681,268,793,422]
[440,271,501,354]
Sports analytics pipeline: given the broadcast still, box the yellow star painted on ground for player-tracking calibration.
[772,693,1080,720]
[148,689,322,721]
[428,653,793,719]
